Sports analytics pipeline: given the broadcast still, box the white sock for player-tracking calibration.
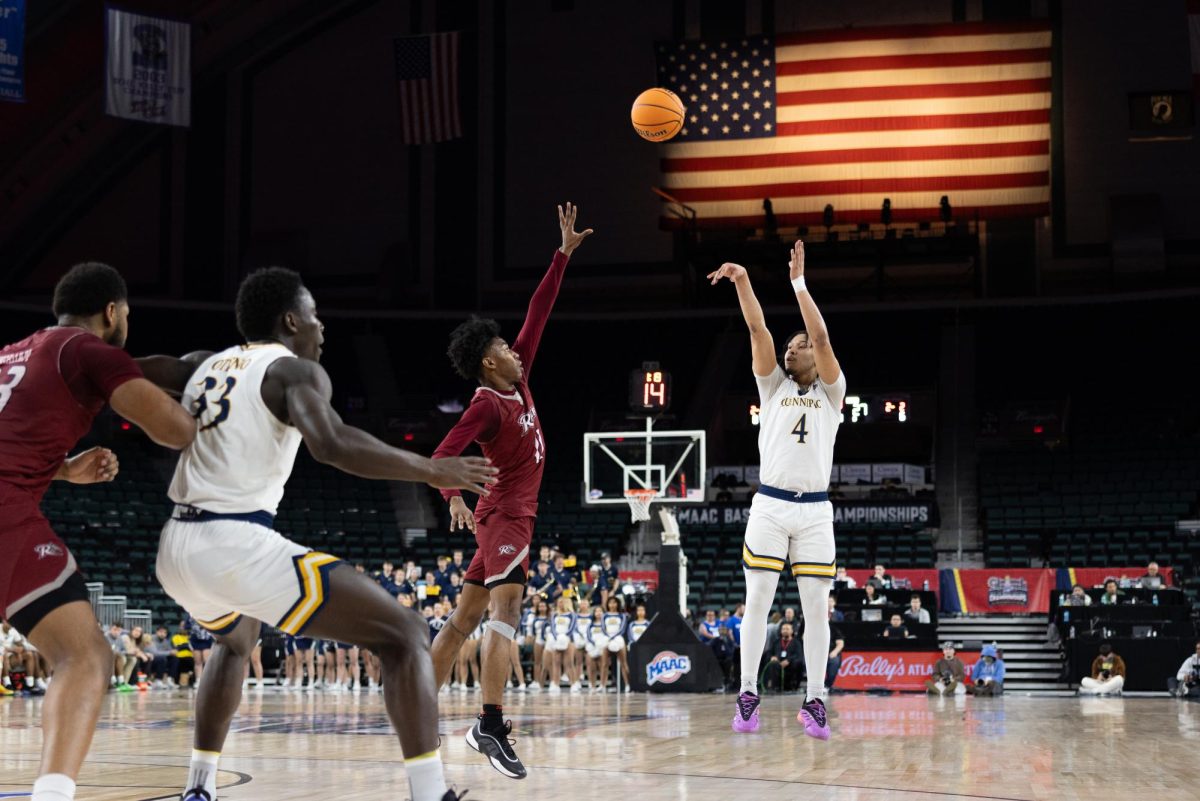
[405,751,448,801]
[739,567,781,695]
[186,749,220,798]
[32,773,75,801]
[797,576,832,702]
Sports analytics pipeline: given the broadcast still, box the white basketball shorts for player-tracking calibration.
[156,517,340,637]
[741,493,836,579]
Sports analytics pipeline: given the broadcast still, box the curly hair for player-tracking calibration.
[52,262,128,318]
[446,316,501,380]
[235,267,305,342]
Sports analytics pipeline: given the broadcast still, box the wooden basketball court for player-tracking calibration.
[2,689,1197,800]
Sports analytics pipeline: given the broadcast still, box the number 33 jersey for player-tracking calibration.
[755,365,846,494]
[168,343,302,515]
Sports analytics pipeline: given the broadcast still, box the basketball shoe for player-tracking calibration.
[731,691,760,733]
[181,789,211,801]
[798,697,830,740]
[466,717,526,779]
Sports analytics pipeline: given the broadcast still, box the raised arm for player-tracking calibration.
[135,351,213,396]
[511,203,593,376]
[789,239,841,385]
[270,357,497,493]
[706,262,777,377]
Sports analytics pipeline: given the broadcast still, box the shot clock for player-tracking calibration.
[629,363,671,413]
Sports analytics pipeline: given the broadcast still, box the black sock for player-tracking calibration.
[481,704,503,731]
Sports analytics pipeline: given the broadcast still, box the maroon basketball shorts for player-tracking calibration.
[464,511,535,589]
[0,490,87,634]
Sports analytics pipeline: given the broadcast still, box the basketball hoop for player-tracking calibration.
[624,488,659,523]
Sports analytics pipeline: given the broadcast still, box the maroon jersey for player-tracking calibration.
[0,327,142,503]
[433,249,567,518]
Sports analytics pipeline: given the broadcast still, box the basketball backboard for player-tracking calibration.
[583,419,706,506]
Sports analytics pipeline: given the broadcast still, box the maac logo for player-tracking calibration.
[646,651,691,685]
[497,544,517,556]
[34,542,64,560]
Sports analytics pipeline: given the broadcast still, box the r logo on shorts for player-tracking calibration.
[34,542,65,560]
[498,544,517,555]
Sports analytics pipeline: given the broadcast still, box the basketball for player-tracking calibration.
[631,87,686,142]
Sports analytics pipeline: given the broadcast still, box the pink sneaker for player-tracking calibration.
[731,691,761,733]
[798,697,830,740]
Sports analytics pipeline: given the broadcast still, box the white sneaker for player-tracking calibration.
[515,684,528,693]
[439,684,450,695]
[369,682,382,693]
[153,679,164,689]
[570,682,581,694]
[548,683,561,694]
[529,681,541,691]
[36,678,49,691]
[450,682,461,690]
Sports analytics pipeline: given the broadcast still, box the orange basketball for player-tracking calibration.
[631,87,686,142]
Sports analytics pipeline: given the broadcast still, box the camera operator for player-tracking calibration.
[924,642,967,696]
[1168,640,1200,699]
[1078,643,1125,696]
[967,644,1005,696]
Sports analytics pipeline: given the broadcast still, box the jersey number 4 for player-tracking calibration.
[194,376,238,431]
[0,365,27,416]
[791,413,809,444]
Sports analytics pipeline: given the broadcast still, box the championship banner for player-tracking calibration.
[0,0,25,103]
[1057,566,1174,590]
[676,499,938,529]
[844,568,939,595]
[105,7,191,127]
[836,650,979,692]
[941,568,1054,614]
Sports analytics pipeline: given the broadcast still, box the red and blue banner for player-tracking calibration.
[845,568,939,597]
[940,568,1054,614]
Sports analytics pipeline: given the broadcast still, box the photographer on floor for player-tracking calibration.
[925,642,967,696]
[1168,640,1200,699]
[1078,643,1125,696]
[967,644,1005,696]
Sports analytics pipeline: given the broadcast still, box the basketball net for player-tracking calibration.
[624,488,658,523]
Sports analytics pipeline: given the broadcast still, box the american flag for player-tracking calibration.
[656,21,1051,228]
[394,32,462,145]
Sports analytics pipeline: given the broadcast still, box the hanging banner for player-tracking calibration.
[941,568,1055,614]
[105,6,190,126]
[0,0,25,103]
[677,499,938,529]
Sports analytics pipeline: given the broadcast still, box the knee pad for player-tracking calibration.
[607,635,625,653]
[486,620,517,641]
[555,633,570,650]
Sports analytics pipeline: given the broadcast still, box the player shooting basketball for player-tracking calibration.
[708,239,845,740]
[430,202,593,780]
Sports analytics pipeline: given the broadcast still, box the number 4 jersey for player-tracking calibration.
[168,343,302,515]
[755,365,846,494]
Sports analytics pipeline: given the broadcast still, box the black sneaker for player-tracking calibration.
[441,790,469,801]
[465,717,526,779]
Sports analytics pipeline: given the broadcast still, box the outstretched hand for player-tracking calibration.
[706,262,748,285]
[788,239,805,279]
[558,202,594,256]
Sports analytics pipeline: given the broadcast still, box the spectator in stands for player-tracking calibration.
[536,545,553,570]
[450,549,467,577]
[782,607,798,630]
[868,564,894,590]
[827,594,844,622]
[765,611,783,643]
[882,614,910,640]
[1100,579,1125,605]
[1168,640,1200,699]
[699,609,721,644]
[394,568,416,599]
[924,642,967,695]
[171,623,195,686]
[550,554,573,599]
[527,559,555,602]
[421,571,442,609]
[763,622,802,692]
[148,626,178,688]
[433,555,454,593]
[863,583,886,606]
[834,566,856,589]
[1139,561,1166,589]
[104,623,134,692]
[127,626,152,690]
[597,552,620,607]
[1063,584,1092,606]
[186,616,213,687]
[967,644,1005,695]
[375,560,396,593]
[1079,643,1126,696]
[904,595,931,624]
[444,572,463,606]
[818,608,846,692]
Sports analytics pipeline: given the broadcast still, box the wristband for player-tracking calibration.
[791,276,807,293]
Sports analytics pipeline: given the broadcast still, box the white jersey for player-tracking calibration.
[168,343,303,515]
[755,365,846,493]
